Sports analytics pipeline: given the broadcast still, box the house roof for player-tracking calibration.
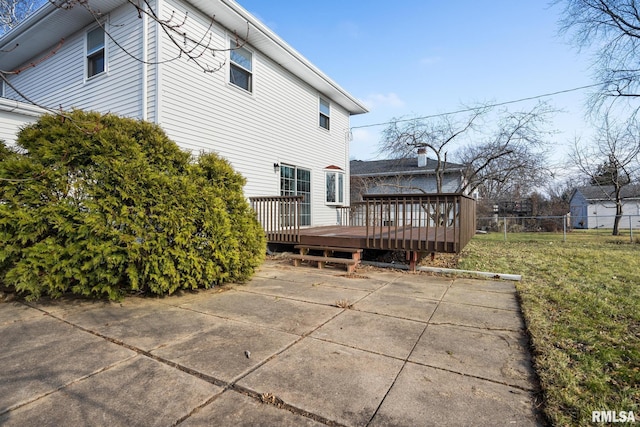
[573,184,640,201]
[0,0,368,115]
[350,157,465,177]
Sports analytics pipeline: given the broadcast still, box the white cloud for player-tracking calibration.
[349,128,382,160]
[361,92,406,110]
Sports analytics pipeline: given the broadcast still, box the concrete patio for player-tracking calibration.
[0,259,544,426]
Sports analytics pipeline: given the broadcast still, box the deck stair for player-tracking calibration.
[289,245,363,274]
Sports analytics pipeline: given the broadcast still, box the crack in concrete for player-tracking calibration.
[365,275,455,427]
[8,267,537,426]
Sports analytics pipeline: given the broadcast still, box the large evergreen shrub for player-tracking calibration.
[0,110,265,300]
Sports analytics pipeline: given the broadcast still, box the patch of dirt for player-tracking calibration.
[362,250,460,269]
[419,253,460,269]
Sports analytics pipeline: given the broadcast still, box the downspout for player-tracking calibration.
[141,0,148,121]
[154,0,162,124]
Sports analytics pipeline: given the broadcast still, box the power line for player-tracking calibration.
[349,80,615,131]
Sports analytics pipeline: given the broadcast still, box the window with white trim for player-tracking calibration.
[319,97,330,130]
[325,170,344,204]
[281,165,311,226]
[230,45,252,92]
[86,26,105,78]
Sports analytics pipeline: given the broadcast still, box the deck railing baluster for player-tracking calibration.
[251,193,475,254]
[250,195,303,244]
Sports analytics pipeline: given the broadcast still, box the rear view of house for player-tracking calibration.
[0,0,367,227]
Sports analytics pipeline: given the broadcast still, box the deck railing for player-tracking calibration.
[360,193,476,253]
[250,195,303,243]
[251,193,476,253]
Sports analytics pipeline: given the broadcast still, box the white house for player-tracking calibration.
[0,0,367,227]
[569,185,640,229]
[350,150,467,202]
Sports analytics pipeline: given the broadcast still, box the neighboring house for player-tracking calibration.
[569,185,640,229]
[0,0,367,227]
[350,150,467,202]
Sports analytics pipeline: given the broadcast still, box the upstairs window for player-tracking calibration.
[87,26,105,78]
[230,45,252,92]
[319,97,330,130]
[325,170,344,204]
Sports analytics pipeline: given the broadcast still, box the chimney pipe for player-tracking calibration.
[417,148,427,167]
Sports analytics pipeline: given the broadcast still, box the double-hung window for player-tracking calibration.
[87,26,105,78]
[325,170,344,205]
[230,45,252,92]
[319,97,330,130]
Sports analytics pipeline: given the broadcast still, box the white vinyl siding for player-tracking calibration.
[159,0,351,226]
[0,99,43,144]
[3,4,144,118]
[1,0,354,227]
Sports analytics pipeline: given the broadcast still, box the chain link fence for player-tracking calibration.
[477,215,640,243]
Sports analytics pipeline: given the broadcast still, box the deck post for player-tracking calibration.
[406,250,419,272]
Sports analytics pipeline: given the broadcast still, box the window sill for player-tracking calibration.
[85,71,107,83]
[228,82,254,97]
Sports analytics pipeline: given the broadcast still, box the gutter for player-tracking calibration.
[352,168,466,178]
[0,98,46,116]
[0,2,58,48]
[217,0,368,115]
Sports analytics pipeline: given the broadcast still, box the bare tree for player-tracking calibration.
[379,107,489,193]
[0,0,42,33]
[457,103,555,199]
[570,113,640,234]
[379,102,555,198]
[556,0,640,113]
[458,142,549,200]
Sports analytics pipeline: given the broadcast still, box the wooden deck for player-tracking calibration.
[297,225,458,253]
[251,193,476,256]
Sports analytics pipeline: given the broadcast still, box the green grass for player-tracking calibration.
[458,235,640,426]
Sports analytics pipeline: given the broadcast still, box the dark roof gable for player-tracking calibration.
[574,184,640,201]
[350,157,465,176]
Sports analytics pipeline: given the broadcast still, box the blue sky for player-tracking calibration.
[239,1,594,165]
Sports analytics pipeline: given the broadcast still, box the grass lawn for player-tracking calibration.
[457,232,639,426]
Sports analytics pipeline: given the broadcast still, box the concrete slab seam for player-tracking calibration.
[429,321,523,333]
[364,275,456,426]
[179,302,358,425]
[439,300,520,312]
[0,353,139,416]
[24,308,230,388]
[406,360,537,393]
[227,385,348,427]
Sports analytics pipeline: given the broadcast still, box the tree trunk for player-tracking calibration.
[612,200,623,236]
